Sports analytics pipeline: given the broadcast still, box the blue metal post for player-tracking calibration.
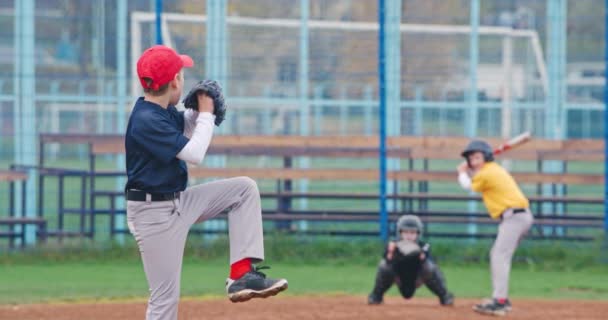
[205,0,216,80]
[217,0,229,135]
[13,0,22,168]
[467,0,479,138]
[298,0,310,222]
[545,0,567,235]
[12,0,23,246]
[21,0,36,244]
[386,0,401,137]
[155,0,163,45]
[363,85,373,135]
[115,0,128,243]
[339,87,348,135]
[384,0,402,231]
[378,0,388,241]
[204,0,229,232]
[467,0,480,237]
[313,85,324,135]
[604,0,608,233]
[414,87,423,135]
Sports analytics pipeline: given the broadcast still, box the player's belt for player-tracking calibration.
[500,208,528,220]
[126,189,180,202]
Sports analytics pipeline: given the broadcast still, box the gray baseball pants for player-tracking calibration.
[491,208,534,299]
[126,177,265,320]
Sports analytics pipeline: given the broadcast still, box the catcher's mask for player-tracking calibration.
[396,215,423,239]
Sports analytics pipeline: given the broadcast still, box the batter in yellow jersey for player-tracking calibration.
[470,162,529,219]
[457,139,534,317]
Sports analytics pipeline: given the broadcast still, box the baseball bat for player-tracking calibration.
[493,131,532,155]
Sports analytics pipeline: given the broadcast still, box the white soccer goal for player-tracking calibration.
[131,11,548,139]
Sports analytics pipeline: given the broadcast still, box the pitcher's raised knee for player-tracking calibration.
[234,176,259,193]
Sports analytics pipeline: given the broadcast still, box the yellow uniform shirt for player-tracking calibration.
[471,162,529,219]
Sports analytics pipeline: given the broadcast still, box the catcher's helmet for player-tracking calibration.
[396,215,424,238]
[461,140,494,162]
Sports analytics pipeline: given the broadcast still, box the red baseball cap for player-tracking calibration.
[136,45,194,90]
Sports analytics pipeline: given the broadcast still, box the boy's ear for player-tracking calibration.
[169,73,180,89]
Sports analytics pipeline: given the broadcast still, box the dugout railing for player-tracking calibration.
[29,133,605,242]
[0,168,47,249]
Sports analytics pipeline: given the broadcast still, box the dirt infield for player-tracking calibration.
[1,296,607,320]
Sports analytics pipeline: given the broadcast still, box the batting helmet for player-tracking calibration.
[396,215,424,238]
[461,140,494,162]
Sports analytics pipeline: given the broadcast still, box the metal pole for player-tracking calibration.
[205,0,216,80]
[501,35,513,140]
[467,0,479,138]
[21,0,36,244]
[155,0,163,45]
[378,0,388,241]
[467,0,480,237]
[13,1,22,164]
[384,0,402,230]
[544,0,567,235]
[115,0,128,244]
[298,0,310,224]
[12,0,23,246]
[604,0,608,233]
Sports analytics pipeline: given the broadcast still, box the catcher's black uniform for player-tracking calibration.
[368,240,454,305]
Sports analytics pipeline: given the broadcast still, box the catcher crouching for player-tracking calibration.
[367,215,454,306]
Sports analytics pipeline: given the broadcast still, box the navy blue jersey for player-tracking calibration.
[125,98,189,193]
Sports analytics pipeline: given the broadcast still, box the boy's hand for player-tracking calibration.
[182,80,227,126]
[386,241,397,260]
[196,93,214,114]
[457,161,469,173]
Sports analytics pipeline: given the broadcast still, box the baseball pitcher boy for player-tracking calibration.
[457,140,534,317]
[368,215,454,306]
[125,45,287,320]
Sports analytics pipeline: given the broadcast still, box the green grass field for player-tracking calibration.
[0,154,606,306]
[1,236,607,305]
[2,259,608,304]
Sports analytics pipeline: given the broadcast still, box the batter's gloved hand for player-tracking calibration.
[183,80,227,126]
[389,240,423,281]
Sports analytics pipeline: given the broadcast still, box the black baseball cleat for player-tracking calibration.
[503,299,512,311]
[478,298,512,311]
[226,266,288,303]
[440,292,455,306]
[367,293,383,305]
[473,298,509,317]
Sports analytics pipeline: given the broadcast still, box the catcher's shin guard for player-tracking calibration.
[368,259,395,304]
[420,259,454,305]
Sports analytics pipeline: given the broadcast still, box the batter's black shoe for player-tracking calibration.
[503,299,512,311]
[226,266,288,303]
[473,299,509,317]
[367,293,383,305]
[440,292,455,306]
[479,298,512,311]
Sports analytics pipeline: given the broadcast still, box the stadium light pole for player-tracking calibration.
[155,0,163,44]
[378,0,389,242]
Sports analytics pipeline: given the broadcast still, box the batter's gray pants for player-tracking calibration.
[491,208,534,299]
[126,177,265,320]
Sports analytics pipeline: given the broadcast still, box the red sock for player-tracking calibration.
[496,298,507,304]
[230,258,252,280]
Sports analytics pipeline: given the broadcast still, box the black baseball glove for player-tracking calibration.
[182,80,227,126]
